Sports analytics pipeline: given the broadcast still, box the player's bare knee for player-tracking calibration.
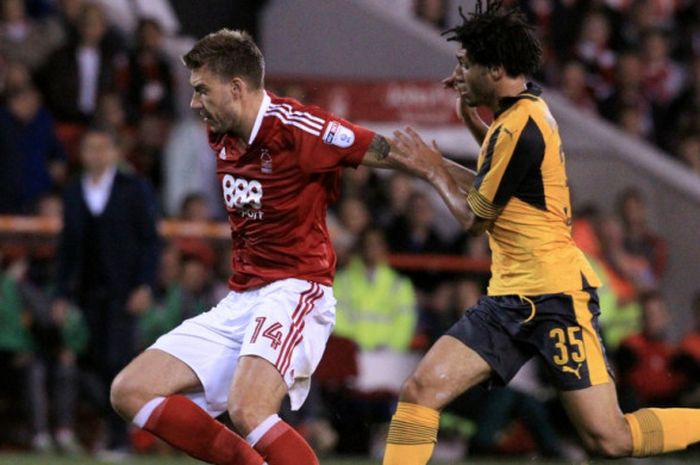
[400,373,431,405]
[110,370,145,420]
[227,398,258,435]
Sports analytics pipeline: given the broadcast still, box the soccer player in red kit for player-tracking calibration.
[110,29,472,465]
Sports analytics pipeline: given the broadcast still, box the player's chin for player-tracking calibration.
[462,94,477,107]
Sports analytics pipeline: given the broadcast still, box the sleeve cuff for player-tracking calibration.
[467,188,502,220]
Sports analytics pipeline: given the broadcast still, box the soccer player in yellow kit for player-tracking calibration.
[383,2,700,463]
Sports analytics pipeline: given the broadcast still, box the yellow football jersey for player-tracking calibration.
[467,84,601,295]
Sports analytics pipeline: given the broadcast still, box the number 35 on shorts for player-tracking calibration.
[548,326,586,366]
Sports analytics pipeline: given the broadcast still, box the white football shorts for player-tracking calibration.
[149,278,335,415]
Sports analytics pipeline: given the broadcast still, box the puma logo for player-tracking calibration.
[562,362,583,380]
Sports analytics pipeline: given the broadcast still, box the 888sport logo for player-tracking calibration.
[222,174,264,219]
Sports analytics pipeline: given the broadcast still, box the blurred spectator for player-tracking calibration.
[94,91,137,158]
[375,172,414,230]
[675,132,700,175]
[413,0,447,29]
[53,126,159,457]
[662,55,700,148]
[91,0,180,37]
[0,0,64,70]
[168,0,269,43]
[385,190,447,293]
[558,60,599,115]
[616,291,687,410]
[171,192,218,298]
[124,18,176,122]
[0,84,67,212]
[37,2,126,123]
[53,0,127,58]
[14,192,86,454]
[571,9,616,98]
[468,360,569,459]
[640,0,678,30]
[162,117,221,218]
[591,261,642,354]
[598,51,654,132]
[572,205,642,352]
[138,243,181,348]
[619,0,660,49]
[334,228,417,352]
[0,59,33,99]
[675,0,700,59]
[598,214,655,304]
[412,280,455,351]
[412,277,482,361]
[179,192,212,222]
[453,277,481,310]
[616,187,667,281]
[140,246,216,348]
[0,252,45,449]
[341,165,383,210]
[616,102,655,141]
[639,28,685,107]
[330,229,418,458]
[127,113,171,190]
[330,196,372,266]
[673,291,700,405]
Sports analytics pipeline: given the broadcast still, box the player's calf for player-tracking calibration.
[577,425,632,458]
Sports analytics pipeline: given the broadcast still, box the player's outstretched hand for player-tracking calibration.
[391,127,444,180]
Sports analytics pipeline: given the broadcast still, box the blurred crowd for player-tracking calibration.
[531,0,700,175]
[414,0,700,174]
[0,0,699,461]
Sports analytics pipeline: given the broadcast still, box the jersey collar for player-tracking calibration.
[248,91,272,145]
[494,82,542,118]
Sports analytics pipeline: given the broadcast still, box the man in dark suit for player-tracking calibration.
[52,126,160,456]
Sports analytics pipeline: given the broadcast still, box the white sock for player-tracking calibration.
[246,414,281,447]
[132,396,165,428]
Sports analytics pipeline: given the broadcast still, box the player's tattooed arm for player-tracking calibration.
[362,131,476,192]
[362,133,441,176]
[361,134,392,166]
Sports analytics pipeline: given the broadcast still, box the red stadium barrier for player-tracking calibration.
[0,216,490,272]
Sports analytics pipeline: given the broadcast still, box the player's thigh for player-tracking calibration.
[401,335,492,410]
[228,280,335,433]
[228,355,289,434]
[111,348,202,419]
[560,382,632,457]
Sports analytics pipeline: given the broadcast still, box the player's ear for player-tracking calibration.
[488,65,505,81]
[229,77,245,100]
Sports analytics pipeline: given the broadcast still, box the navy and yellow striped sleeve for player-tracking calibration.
[467,115,545,219]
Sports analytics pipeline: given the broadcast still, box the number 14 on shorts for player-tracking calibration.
[250,316,283,349]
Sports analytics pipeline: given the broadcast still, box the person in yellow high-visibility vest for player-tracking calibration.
[334,227,417,352]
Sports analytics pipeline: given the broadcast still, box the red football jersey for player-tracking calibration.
[209,92,375,291]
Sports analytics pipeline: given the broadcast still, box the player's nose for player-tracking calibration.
[190,93,202,109]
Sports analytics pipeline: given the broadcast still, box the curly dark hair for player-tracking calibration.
[443,0,542,78]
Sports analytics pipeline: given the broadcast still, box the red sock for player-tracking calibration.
[254,419,319,465]
[144,395,263,465]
